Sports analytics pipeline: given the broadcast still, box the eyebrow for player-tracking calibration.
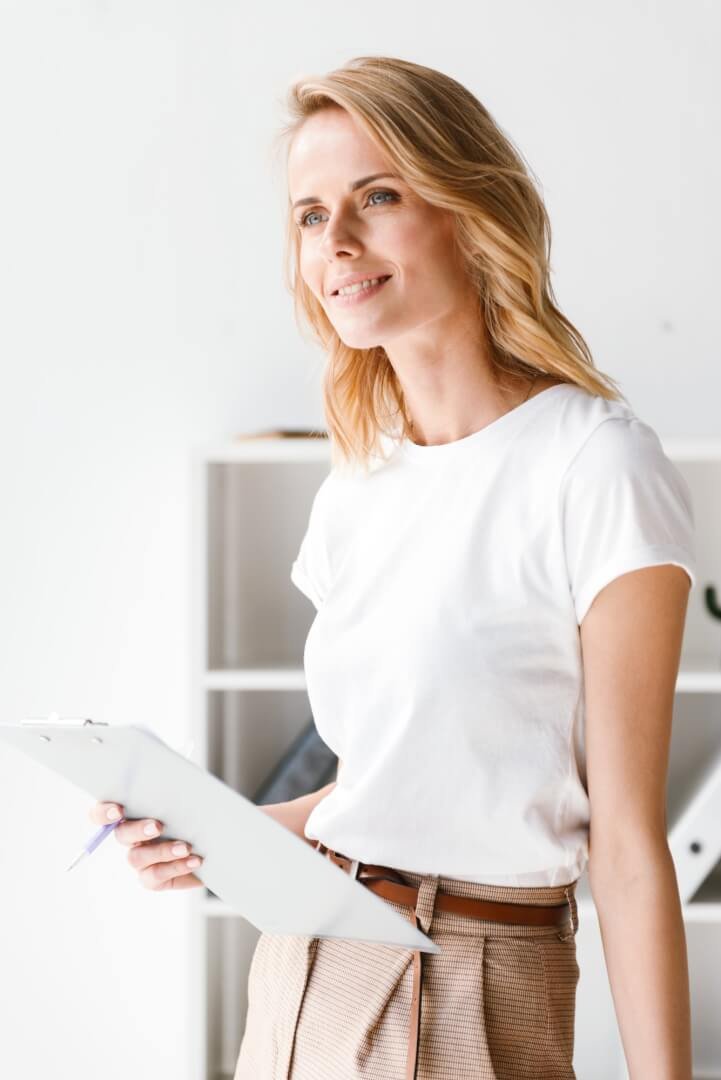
[291,173,401,211]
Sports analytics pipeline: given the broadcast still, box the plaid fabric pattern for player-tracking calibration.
[234,865,580,1079]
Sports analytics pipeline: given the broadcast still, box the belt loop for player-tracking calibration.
[414,875,440,934]
[559,884,579,940]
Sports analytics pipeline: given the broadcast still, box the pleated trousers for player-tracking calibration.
[234,865,580,1080]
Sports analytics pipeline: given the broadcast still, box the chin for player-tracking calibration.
[333,322,391,351]
[338,335,383,350]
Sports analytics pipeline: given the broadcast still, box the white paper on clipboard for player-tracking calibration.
[0,720,440,954]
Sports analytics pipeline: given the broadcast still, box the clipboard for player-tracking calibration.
[0,719,440,954]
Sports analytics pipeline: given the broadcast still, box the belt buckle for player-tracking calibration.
[348,857,360,880]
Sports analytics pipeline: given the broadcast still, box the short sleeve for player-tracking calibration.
[290,475,333,610]
[559,417,697,625]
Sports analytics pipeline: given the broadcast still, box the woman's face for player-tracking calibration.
[287,107,475,351]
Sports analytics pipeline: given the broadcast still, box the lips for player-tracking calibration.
[331,274,392,296]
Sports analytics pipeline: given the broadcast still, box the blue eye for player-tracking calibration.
[297,189,399,229]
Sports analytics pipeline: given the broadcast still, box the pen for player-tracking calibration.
[63,733,194,872]
[65,817,126,872]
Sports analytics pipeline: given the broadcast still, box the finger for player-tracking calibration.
[113,818,165,847]
[138,855,203,891]
[157,872,204,891]
[127,839,194,872]
[90,802,125,825]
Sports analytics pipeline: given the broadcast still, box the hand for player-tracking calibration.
[89,801,204,891]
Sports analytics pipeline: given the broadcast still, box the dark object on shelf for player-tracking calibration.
[705,584,721,620]
[233,428,328,441]
[252,718,338,805]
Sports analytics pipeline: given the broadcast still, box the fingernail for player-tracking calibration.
[172,843,188,857]
[144,822,160,837]
[187,856,201,869]
[106,806,121,821]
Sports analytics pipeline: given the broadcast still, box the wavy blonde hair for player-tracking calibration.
[274,56,625,472]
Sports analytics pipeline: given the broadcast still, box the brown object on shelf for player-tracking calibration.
[233,428,328,441]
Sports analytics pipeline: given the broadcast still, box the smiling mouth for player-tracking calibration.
[331,274,393,297]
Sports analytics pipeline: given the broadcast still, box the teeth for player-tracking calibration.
[336,276,388,296]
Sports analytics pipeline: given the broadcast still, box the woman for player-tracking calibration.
[92,56,697,1079]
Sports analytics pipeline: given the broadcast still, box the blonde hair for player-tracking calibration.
[274,56,625,473]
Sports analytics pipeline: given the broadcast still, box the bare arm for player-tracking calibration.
[583,564,693,1079]
[259,759,343,849]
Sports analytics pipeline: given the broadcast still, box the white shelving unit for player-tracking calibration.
[188,434,721,1080]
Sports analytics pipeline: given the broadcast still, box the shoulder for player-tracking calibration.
[556,390,694,530]
[549,384,661,474]
[553,381,635,430]
[548,386,693,522]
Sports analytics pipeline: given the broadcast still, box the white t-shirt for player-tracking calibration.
[290,383,697,886]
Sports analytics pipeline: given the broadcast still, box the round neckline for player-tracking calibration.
[395,383,573,463]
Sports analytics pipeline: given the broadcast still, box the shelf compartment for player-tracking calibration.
[203,688,319,801]
[206,460,330,670]
[205,914,260,1080]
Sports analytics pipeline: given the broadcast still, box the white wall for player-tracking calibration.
[0,2,717,1078]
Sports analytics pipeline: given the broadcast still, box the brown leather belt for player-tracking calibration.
[315,841,574,1080]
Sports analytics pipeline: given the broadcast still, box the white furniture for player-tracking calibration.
[189,434,721,1080]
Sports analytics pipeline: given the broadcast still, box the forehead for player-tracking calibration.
[287,108,394,198]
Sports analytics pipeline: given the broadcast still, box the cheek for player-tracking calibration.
[387,215,460,282]
[401,242,465,304]
[299,248,324,300]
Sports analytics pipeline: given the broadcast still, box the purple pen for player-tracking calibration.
[65,817,126,872]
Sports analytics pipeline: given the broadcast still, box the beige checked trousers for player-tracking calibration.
[234,865,580,1080]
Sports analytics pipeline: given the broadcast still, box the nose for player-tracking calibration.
[320,213,363,260]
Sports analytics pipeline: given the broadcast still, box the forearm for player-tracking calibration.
[259,780,336,848]
[589,843,692,1079]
